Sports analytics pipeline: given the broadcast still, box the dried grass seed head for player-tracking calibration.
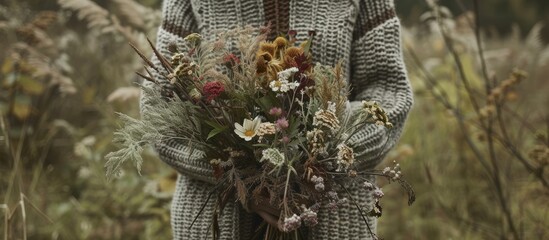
[336,143,354,171]
[313,108,340,132]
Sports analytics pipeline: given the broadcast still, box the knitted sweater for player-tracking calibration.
[140,0,413,239]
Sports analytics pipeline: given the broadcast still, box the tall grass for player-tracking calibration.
[378,1,549,239]
[1,0,172,239]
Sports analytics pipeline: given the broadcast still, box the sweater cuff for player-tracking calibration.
[155,139,217,184]
[348,16,413,169]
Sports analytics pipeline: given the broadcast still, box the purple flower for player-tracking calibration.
[373,188,384,199]
[300,208,318,227]
[275,117,289,130]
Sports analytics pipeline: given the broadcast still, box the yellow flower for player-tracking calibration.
[234,117,262,141]
[256,52,271,74]
[283,46,304,68]
[285,46,303,58]
[256,52,283,80]
[183,33,202,46]
[273,37,288,49]
[259,42,276,56]
[273,37,289,58]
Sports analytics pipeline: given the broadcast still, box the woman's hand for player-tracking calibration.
[248,197,282,230]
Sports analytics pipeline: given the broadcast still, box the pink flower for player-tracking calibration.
[276,117,289,130]
[202,81,225,102]
[269,107,282,116]
[280,136,290,144]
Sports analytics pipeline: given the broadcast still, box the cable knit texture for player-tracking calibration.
[140,0,413,239]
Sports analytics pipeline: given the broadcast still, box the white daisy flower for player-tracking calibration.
[269,79,300,93]
[269,79,284,92]
[234,117,262,141]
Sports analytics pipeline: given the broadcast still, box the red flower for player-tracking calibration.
[294,53,311,72]
[202,81,225,102]
[287,30,297,37]
[223,53,240,65]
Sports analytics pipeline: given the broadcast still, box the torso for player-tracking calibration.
[189,0,359,80]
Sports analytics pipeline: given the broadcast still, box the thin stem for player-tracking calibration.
[435,5,483,119]
[492,90,548,189]
[405,47,456,114]
[491,133,549,189]
[21,195,53,224]
[19,193,26,240]
[5,119,27,210]
[282,167,293,216]
[486,115,520,239]
[286,88,299,118]
[472,0,493,92]
[1,204,8,240]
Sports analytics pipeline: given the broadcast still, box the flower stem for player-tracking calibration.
[282,167,293,216]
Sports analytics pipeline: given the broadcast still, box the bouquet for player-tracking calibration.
[106,26,414,239]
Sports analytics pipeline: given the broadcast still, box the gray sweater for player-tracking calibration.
[141,0,413,239]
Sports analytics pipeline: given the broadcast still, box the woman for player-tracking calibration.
[141,0,413,239]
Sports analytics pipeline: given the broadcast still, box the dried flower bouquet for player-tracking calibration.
[106,26,414,239]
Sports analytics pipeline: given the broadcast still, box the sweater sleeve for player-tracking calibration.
[347,0,413,170]
[140,0,216,183]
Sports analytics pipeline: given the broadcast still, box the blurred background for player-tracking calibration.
[1,0,548,239]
